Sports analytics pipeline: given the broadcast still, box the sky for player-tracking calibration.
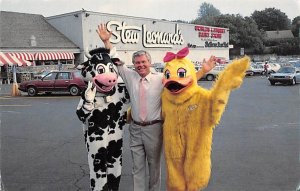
[0,0,299,21]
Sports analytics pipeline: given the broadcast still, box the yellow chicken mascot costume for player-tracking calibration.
[161,47,250,191]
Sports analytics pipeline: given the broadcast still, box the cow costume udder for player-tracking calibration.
[76,47,130,191]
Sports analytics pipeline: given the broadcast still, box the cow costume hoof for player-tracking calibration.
[76,47,130,191]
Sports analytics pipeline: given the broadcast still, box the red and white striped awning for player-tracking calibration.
[0,52,32,66]
[9,52,34,61]
[34,52,75,61]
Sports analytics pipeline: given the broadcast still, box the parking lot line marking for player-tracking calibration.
[0,96,79,99]
[0,105,31,107]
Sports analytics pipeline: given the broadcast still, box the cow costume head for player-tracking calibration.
[78,47,120,95]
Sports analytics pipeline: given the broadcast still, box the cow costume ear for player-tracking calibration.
[76,60,89,70]
[109,47,118,58]
[111,58,123,66]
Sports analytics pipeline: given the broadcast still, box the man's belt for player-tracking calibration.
[133,119,163,126]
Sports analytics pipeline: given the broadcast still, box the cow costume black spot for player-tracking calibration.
[76,47,130,191]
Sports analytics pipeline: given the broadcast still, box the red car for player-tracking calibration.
[19,70,86,96]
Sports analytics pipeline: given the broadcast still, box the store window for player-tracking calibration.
[35,60,72,66]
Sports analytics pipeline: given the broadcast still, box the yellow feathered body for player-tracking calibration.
[162,55,250,191]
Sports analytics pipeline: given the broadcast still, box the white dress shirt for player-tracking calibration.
[117,65,163,122]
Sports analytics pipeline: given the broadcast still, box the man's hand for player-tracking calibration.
[96,23,112,49]
[202,56,217,73]
[196,56,217,80]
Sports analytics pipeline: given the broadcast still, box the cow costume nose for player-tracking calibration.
[106,76,117,84]
[93,73,118,86]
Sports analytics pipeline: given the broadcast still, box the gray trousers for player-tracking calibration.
[129,122,163,191]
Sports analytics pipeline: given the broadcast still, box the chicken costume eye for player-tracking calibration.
[177,68,186,78]
[165,69,170,79]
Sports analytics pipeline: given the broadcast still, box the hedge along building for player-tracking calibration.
[46,10,230,67]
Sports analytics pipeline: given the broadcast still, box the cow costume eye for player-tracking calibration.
[165,70,170,79]
[96,65,105,74]
[109,64,115,73]
[177,68,186,78]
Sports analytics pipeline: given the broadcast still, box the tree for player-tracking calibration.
[197,2,221,18]
[291,16,300,37]
[251,8,291,31]
[193,2,221,26]
[213,14,265,53]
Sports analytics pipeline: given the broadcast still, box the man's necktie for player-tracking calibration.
[139,78,147,121]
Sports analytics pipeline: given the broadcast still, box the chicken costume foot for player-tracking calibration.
[161,48,250,191]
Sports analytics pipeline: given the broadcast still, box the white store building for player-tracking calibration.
[47,10,230,66]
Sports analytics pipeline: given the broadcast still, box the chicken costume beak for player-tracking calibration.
[162,76,193,94]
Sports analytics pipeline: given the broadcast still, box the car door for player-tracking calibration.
[296,70,300,82]
[54,72,71,91]
[38,72,57,91]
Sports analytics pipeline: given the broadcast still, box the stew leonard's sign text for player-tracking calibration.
[106,21,184,48]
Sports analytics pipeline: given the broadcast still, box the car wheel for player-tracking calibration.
[206,74,215,81]
[69,85,80,96]
[291,77,296,85]
[269,81,275,85]
[27,86,37,96]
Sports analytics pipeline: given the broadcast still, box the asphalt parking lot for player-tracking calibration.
[1,76,300,191]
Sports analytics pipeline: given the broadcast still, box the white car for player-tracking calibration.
[256,62,281,74]
[251,64,264,75]
[268,66,300,85]
[268,63,281,72]
[246,64,264,76]
[199,65,225,81]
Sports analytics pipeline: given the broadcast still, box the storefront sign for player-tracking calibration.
[195,25,226,39]
[185,25,229,49]
[106,21,184,48]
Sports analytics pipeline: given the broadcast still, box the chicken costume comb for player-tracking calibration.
[161,47,250,191]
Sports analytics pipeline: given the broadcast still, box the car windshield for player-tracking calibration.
[277,67,295,73]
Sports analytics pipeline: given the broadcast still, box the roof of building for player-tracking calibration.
[0,11,79,51]
[265,30,294,40]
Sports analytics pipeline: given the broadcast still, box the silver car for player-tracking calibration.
[199,65,225,81]
[268,66,300,85]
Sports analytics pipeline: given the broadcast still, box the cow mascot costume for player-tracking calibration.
[76,47,130,191]
[161,47,250,191]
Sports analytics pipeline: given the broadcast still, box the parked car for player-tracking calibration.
[268,66,300,86]
[245,69,254,76]
[154,66,164,73]
[251,64,264,75]
[268,63,281,73]
[199,65,225,81]
[291,61,300,69]
[19,70,86,96]
[289,60,300,67]
[256,62,280,74]
[246,64,265,76]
